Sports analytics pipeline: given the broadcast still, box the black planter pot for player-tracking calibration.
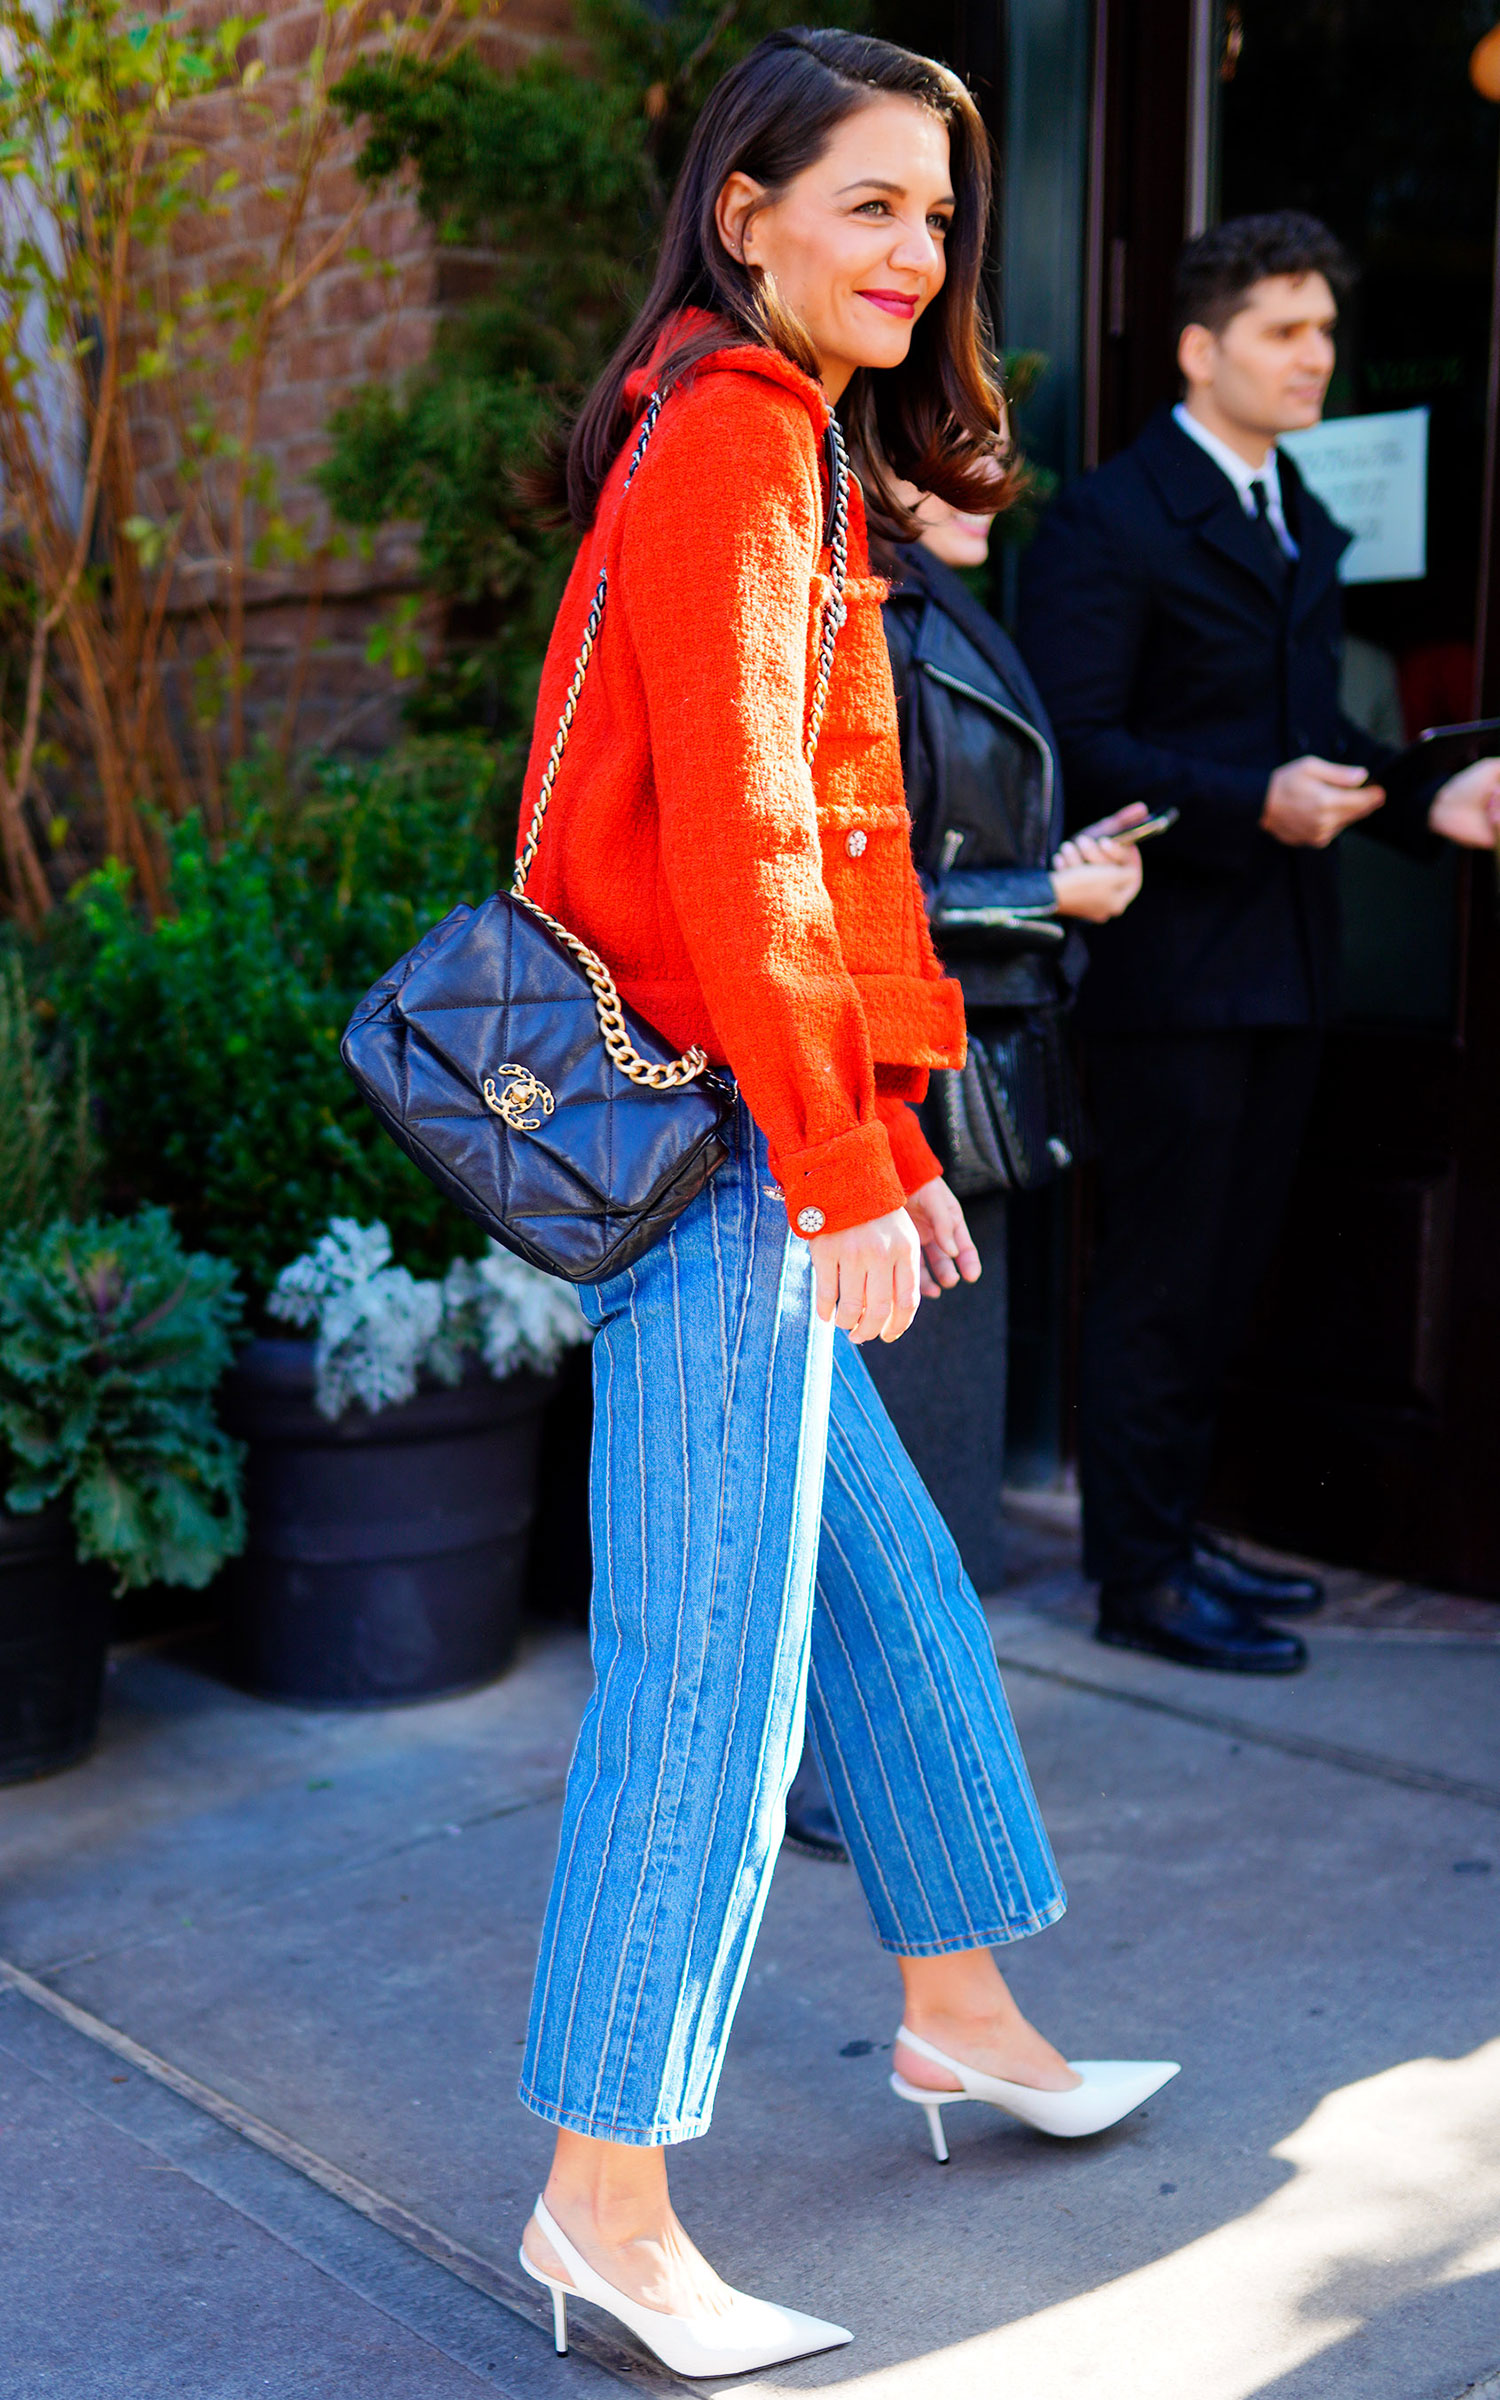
[220,1340,553,1706]
[0,1505,112,1785]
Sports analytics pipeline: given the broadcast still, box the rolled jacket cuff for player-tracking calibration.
[879,1097,941,1194]
[772,1117,906,1238]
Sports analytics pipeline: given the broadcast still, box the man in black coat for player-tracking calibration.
[1018,212,1500,1674]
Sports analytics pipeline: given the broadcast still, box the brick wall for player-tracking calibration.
[134,0,575,754]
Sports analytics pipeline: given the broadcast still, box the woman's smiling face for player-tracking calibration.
[715,96,954,401]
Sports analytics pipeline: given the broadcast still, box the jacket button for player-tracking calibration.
[796,1206,826,1235]
[845,829,867,858]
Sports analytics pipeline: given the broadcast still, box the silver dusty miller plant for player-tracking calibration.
[269,1219,589,1420]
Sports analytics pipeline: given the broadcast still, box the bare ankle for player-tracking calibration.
[547,2182,656,2249]
[898,1945,1015,2032]
[902,1994,1022,2041]
[542,2130,670,2253]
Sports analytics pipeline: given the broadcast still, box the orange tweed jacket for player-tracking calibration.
[516,327,966,1236]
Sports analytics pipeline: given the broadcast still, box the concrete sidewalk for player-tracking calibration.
[2,1520,1498,2400]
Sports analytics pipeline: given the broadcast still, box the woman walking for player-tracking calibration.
[514,29,1176,2376]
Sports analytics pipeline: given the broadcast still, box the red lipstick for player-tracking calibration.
[858,289,918,320]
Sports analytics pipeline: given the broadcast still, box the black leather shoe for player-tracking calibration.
[1192,1530,1324,1618]
[1097,1571,1308,1675]
[783,1748,849,1863]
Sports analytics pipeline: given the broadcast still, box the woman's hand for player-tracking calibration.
[807,1208,922,1343]
[1050,829,1143,922]
[906,1176,982,1299]
[1428,755,1500,848]
[1072,803,1152,842]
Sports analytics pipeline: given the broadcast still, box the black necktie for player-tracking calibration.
[1250,477,1291,585]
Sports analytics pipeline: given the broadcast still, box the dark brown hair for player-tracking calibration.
[557,28,1012,535]
[1173,211,1354,345]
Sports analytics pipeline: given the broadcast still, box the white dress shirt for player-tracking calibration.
[1172,402,1299,559]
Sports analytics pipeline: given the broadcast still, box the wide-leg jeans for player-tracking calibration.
[520,1099,1065,2147]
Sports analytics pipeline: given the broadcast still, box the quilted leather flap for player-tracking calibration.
[391,894,724,1195]
[346,902,474,1037]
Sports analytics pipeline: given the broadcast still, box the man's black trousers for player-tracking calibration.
[1078,1029,1324,1592]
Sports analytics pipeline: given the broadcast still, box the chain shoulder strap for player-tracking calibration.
[511,393,850,1091]
[803,411,850,763]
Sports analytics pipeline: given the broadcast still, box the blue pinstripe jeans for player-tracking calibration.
[519,1099,1065,2147]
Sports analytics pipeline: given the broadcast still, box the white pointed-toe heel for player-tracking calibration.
[517,2195,853,2378]
[891,2025,1180,2160]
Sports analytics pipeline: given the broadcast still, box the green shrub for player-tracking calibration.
[0,1208,244,1590]
[0,950,98,1241]
[50,739,507,1301]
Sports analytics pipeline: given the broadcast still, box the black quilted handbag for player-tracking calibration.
[341,394,851,1286]
[930,1006,1089,1199]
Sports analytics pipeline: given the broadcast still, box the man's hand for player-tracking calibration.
[806,1208,922,1344]
[1428,756,1500,848]
[1262,757,1384,847]
[906,1176,982,1300]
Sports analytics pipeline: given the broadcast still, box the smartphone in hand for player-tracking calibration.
[1109,807,1179,847]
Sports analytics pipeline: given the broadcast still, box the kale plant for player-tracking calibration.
[0,1208,245,1589]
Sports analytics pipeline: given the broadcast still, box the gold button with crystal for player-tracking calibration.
[845,829,867,858]
[796,1206,826,1235]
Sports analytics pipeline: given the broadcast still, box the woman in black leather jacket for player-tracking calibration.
[861,498,1142,1576]
[889,541,1074,953]
[887,519,1142,993]
[783,489,1143,1860]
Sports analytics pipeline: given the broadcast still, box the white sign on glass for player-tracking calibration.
[1278,406,1429,585]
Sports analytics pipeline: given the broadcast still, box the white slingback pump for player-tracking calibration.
[891,2026,1180,2161]
[518,2195,853,2378]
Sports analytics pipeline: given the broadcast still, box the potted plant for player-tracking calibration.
[44,748,599,1691]
[221,1219,590,1704]
[0,1204,245,1782]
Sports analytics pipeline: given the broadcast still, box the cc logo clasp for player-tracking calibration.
[482,1063,555,1133]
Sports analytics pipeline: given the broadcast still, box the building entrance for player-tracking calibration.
[887,0,1500,1591]
[1202,1,1500,1591]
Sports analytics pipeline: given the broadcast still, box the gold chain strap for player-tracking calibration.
[803,412,849,765]
[511,393,850,1090]
[510,896,710,1090]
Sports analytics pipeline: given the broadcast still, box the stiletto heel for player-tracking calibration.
[518,2197,852,2377]
[891,2025,1179,2151]
[921,2097,950,2164]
